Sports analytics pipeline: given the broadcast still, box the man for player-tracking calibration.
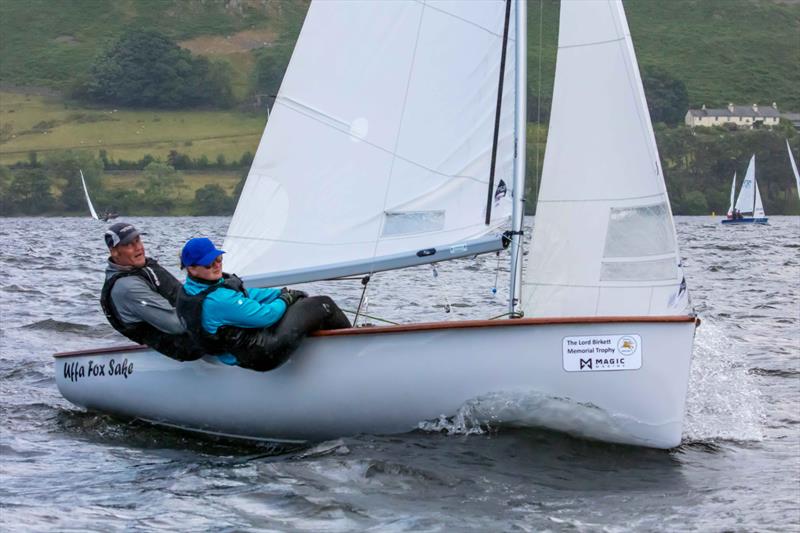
[176,237,351,372]
[101,222,204,361]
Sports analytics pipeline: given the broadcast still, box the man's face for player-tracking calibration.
[187,255,223,282]
[110,236,146,268]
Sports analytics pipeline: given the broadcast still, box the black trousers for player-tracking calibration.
[227,296,351,372]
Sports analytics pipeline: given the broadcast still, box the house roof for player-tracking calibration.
[687,105,781,119]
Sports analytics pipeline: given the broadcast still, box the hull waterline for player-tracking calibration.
[55,317,697,449]
[721,217,769,225]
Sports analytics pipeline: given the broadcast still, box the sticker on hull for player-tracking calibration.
[562,334,641,372]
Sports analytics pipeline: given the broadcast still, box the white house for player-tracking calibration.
[685,102,781,129]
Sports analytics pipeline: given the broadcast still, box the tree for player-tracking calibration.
[252,44,293,99]
[7,169,54,214]
[138,162,183,213]
[0,166,12,215]
[193,184,234,215]
[642,66,689,126]
[85,30,233,109]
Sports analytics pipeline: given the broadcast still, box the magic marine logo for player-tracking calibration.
[562,334,642,372]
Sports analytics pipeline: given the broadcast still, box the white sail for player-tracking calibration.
[522,0,688,317]
[225,0,516,285]
[734,155,757,215]
[753,179,765,218]
[79,169,99,220]
[787,140,800,200]
[726,172,736,217]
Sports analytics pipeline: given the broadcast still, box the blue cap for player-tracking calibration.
[180,237,225,268]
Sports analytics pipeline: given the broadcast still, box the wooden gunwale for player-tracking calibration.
[53,315,698,358]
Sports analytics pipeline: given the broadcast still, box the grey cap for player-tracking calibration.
[104,222,140,249]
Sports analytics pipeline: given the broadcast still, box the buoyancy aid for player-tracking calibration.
[100,258,205,361]
[175,273,251,356]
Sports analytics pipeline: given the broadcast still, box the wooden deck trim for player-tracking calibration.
[53,315,698,358]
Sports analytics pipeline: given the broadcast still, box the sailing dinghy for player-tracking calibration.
[55,0,697,449]
[721,155,768,225]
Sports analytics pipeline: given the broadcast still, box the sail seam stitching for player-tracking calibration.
[558,36,625,50]
[537,193,665,203]
[418,0,517,40]
[274,100,490,185]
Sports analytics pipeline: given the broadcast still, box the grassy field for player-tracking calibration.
[103,170,242,200]
[0,91,265,165]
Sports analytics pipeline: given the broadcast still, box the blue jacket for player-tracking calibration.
[182,276,287,335]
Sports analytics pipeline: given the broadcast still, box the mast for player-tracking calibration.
[508,0,527,316]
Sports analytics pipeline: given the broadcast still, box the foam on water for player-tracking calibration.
[417,390,668,447]
[683,318,765,443]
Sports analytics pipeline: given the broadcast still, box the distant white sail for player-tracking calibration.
[225,0,516,284]
[726,172,736,217]
[522,0,688,317]
[733,155,759,216]
[788,140,800,200]
[80,169,99,220]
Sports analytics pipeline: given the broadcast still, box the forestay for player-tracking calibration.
[225,0,516,286]
[734,156,764,217]
[522,0,689,317]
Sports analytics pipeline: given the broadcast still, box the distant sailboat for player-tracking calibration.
[79,169,99,220]
[721,155,768,225]
[788,140,800,200]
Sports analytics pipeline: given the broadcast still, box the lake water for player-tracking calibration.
[1,216,798,531]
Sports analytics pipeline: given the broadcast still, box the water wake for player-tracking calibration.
[683,318,765,444]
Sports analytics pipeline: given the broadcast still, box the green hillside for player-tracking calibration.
[0,0,309,98]
[1,0,797,109]
[526,0,800,114]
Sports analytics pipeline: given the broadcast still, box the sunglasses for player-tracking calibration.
[197,256,223,269]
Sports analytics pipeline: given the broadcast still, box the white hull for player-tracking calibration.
[55,318,696,449]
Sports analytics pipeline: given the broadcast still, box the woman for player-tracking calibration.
[176,237,351,371]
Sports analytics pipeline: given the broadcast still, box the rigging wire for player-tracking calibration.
[353,275,371,326]
[431,264,452,313]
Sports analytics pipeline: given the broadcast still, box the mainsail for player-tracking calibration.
[225,0,517,286]
[734,155,764,217]
[79,170,99,220]
[522,0,689,317]
[787,139,800,200]
[726,172,736,217]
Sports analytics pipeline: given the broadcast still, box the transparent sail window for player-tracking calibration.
[382,211,445,236]
[600,258,678,282]
[603,203,675,258]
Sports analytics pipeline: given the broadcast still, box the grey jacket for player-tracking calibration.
[105,259,186,335]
